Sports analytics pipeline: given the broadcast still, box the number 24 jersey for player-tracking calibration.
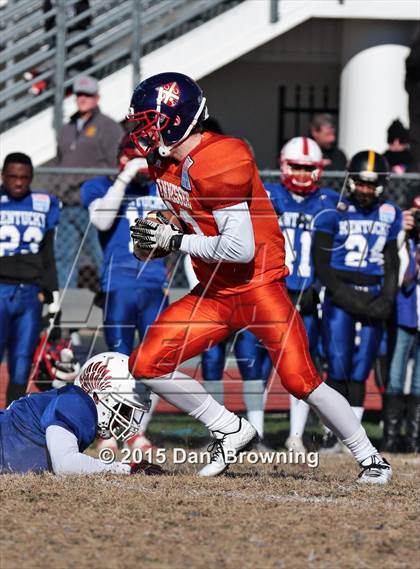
[314,198,402,276]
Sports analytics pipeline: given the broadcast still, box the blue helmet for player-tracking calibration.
[126,72,208,157]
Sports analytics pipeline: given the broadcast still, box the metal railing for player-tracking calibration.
[0,0,245,131]
[270,0,279,23]
[33,166,420,205]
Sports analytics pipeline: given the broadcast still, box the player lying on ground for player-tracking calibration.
[126,72,392,483]
[0,352,163,475]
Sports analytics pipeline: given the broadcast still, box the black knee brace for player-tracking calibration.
[326,378,349,399]
[348,381,366,407]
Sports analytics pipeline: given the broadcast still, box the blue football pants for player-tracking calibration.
[103,286,168,355]
[0,284,42,387]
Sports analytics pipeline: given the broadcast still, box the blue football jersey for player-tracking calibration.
[314,197,402,276]
[0,385,97,473]
[80,176,168,291]
[0,189,60,257]
[266,183,339,290]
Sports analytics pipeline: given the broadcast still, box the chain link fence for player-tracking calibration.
[33,168,420,291]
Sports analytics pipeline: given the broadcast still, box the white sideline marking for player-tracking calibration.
[96,479,359,505]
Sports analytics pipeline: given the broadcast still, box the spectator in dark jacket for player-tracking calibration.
[310,113,347,171]
[54,75,123,289]
[384,119,416,174]
[405,30,420,170]
[383,202,420,453]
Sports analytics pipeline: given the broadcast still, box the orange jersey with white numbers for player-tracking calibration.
[149,132,288,295]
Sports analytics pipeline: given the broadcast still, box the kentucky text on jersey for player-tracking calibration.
[338,219,390,237]
[0,210,46,228]
[279,211,314,229]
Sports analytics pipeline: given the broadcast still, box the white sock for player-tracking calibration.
[139,393,159,432]
[243,380,265,438]
[351,406,364,423]
[306,383,377,461]
[140,372,239,433]
[342,426,378,463]
[247,410,264,438]
[190,395,240,432]
[203,380,224,406]
[289,395,310,439]
[306,382,361,440]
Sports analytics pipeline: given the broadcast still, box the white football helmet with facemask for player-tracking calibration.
[74,352,151,442]
[280,137,323,194]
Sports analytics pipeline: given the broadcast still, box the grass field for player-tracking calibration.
[1,415,419,569]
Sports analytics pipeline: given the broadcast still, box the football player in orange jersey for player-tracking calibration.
[127,72,391,483]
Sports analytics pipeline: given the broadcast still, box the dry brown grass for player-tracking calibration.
[1,455,419,569]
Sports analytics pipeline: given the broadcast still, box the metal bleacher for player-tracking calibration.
[0,0,244,132]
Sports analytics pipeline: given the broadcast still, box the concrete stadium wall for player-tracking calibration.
[200,59,341,169]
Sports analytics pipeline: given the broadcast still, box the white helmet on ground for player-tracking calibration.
[74,352,151,441]
[280,136,323,194]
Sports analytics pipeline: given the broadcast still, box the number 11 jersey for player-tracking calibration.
[266,183,339,292]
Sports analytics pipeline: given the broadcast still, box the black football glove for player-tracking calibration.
[93,291,106,309]
[130,460,165,476]
[366,295,394,321]
[289,287,319,316]
[331,284,376,319]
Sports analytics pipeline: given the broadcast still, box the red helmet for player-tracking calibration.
[31,333,80,391]
[280,137,323,194]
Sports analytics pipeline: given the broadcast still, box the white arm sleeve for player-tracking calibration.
[179,202,255,263]
[46,425,130,475]
[183,255,199,289]
[88,177,127,231]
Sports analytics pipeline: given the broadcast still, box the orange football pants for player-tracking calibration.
[128,280,321,399]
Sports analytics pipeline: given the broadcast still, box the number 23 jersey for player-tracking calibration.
[314,198,402,276]
[0,189,60,258]
[148,132,288,296]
